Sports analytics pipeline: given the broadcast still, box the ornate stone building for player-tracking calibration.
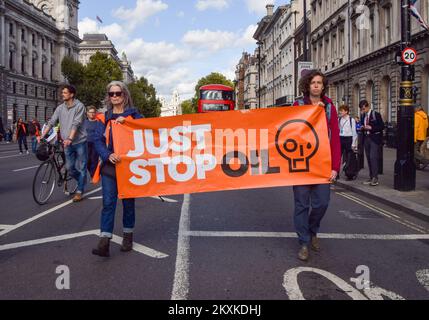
[79,33,135,84]
[310,0,429,122]
[0,0,81,128]
[160,90,181,117]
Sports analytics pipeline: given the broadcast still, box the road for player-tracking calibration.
[1,142,429,300]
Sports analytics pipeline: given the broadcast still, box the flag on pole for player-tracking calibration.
[96,16,103,24]
[410,0,429,31]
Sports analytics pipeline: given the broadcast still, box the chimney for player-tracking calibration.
[266,4,274,16]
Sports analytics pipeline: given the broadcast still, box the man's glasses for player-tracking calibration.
[108,91,123,97]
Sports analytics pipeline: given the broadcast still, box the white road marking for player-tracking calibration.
[0,154,28,160]
[185,230,429,240]
[0,225,13,230]
[0,187,102,237]
[13,165,39,172]
[0,230,168,258]
[171,194,191,300]
[337,192,428,234]
[349,278,405,300]
[283,267,368,300]
[111,234,168,258]
[416,270,429,292]
[88,196,178,203]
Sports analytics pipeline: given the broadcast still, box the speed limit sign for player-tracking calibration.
[402,47,418,65]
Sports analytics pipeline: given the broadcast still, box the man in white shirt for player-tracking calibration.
[338,105,357,180]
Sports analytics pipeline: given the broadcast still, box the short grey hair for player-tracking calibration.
[104,81,133,110]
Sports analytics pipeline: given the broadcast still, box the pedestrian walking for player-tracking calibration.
[83,106,99,178]
[16,118,29,154]
[39,84,87,202]
[414,106,428,169]
[28,118,41,153]
[360,100,385,186]
[91,81,144,257]
[338,105,358,180]
[292,70,341,262]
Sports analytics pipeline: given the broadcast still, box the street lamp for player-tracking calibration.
[394,0,416,191]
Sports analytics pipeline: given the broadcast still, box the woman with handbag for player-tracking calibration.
[92,81,143,257]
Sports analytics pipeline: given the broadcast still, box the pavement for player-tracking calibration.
[335,146,429,220]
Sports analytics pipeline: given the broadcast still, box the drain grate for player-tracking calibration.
[339,210,383,219]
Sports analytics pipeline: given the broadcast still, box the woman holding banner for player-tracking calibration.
[293,70,341,262]
[92,81,144,257]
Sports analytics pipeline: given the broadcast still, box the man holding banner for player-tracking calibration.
[293,70,341,262]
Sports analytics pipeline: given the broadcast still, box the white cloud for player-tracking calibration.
[245,0,276,15]
[196,0,229,11]
[78,18,125,44]
[113,0,168,30]
[177,11,185,18]
[237,24,257,46]
[182,29,236,51]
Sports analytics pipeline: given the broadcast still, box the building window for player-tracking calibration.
[13,82,16,94]
[45,88,47,99]
[42,38,45,50]
[9,50,14,70]
[44,107,48,122]
[332,34,337,59]
[384,6,391,45]
[35,106,39,119]
[13,104,18,123]
[370,15,375,51]
[32,34,36,46]
[21,54,25,73]
[24,105,28,121]
[9,23,13,36]
[21,29,25,42]
[24,84,28,95]
[50,42,53,53]
[42,61,46,79]
[35,86,38,97]
[32,57,36,76]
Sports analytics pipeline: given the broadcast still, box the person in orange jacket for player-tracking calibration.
[415,106,429,168]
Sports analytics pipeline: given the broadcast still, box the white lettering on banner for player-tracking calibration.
[125,122,272,186]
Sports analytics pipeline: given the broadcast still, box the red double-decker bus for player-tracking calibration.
[198,84,235,113]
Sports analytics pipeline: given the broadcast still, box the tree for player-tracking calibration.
[61,52,123,108]
[188,72,235,113]
[61,56,85,86]
[129,77,162,118]
[80,52,123,108]
[180,99,196,114]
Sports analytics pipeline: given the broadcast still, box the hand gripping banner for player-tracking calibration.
[111,106,332,199]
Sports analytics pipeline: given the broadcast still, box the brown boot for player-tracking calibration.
[92,237,110,257]
[311,236,321,252]
[121,233,133,252]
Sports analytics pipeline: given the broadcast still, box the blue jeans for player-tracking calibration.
[31,136,38,153]
[64,142,88,193]
[100,174,135,238]
[18,135,28,153]
[293,184,331,245]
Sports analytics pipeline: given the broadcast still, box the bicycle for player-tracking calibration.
[32,141,78,205]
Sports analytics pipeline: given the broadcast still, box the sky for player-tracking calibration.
[78,0,282,100]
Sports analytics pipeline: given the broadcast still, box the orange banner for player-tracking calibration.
[112,106,331,199]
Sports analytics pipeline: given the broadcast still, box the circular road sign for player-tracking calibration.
[402,47,418,65]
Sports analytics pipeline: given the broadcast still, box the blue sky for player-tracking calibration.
[78,0,282,99]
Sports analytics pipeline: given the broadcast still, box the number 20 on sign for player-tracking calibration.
[402,47,418,65]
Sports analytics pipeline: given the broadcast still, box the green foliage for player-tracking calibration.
[180,99,196,114]
[128,77,162,118]
[61,52,123,108]
[61,56,84,86]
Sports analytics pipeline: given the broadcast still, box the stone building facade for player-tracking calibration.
[310,0,429,121]
[0,0,81,128]
[78,33,135,84]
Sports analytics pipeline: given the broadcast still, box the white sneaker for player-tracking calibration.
[26,150,29,154]
[19,152,23,155]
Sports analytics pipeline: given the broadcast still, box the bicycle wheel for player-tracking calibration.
[33,160,56,205]
[64,170,78,195]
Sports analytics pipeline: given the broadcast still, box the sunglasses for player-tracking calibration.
[108,91,123,97]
